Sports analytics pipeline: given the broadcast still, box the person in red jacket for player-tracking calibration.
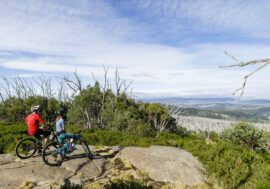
[25,105,50,150]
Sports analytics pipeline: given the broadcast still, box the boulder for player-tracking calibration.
[120,146,207,186]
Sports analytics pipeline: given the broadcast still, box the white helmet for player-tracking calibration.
[31,105,40,112]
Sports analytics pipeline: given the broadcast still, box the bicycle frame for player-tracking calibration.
[54,133,81,156]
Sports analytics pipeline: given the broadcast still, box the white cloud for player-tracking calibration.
[122,0,270,38]
[1,42,270,99]
[0,0,270,99]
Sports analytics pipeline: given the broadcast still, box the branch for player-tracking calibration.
[220,51,270,68]
[220,51,270,99]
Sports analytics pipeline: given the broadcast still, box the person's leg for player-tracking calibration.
[57,134,65,144]
[38,130,50,147]
[65,133,75,148]
[33,130,42,153]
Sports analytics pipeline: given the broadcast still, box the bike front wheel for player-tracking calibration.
[81,139,93,160]
[42,142,65,166]
[15,138,37,159]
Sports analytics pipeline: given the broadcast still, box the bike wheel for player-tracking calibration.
[15,138,37,159]
[81,139,93,159]
[42,142,65,166]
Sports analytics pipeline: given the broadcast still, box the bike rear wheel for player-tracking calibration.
[42,142,65,166]
[81,139,93,159]
[15,138,37,159]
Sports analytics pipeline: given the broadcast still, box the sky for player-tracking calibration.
[0,0,270,99]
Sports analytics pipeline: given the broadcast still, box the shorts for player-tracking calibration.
[33,129,50,141]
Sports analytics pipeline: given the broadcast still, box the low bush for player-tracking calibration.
[0,122,28,153]
[104,180,153,189]
[220,122,269,152]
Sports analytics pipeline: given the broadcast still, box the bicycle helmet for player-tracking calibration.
[31,105,40,112]
[57,110,66,116]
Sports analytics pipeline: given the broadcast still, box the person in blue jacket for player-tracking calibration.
[56,110,75,149]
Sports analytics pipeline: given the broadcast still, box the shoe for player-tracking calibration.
[67,147,76,153]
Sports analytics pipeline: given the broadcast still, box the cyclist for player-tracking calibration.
[25,105,50,152]
[56,110,75,150]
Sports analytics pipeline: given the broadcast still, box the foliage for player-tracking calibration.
[256,166,270,189]
[0,81,177,137]
[0,96,66,122]
[61,178,82,189]
[220,122,269,151]
[68,83,176,135]
[104,180,153,189]
[0,122,28,153]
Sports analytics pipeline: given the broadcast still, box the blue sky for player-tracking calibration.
[0,0,270,99]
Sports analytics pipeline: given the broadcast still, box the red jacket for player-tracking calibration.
[25,113,45,135]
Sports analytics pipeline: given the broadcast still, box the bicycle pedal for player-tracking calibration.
[68,147,77,152]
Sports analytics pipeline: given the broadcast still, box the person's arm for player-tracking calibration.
[37,115,47,130]
[62,126,66,132]
[25,116,28,124]
[61,119,66,132]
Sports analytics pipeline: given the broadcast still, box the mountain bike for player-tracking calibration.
[42,129,93,166]
[15,125,58,159]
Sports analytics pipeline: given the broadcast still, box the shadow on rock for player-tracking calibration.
[94,146,124,159]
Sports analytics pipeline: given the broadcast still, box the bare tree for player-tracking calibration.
[33,75,45,97]
[57,80,65,102]
[220,51,270,99]
[114,68,133,102]
[61,70,82,98]
[100,65,110,127]
[0,91,4,104]
[160,104,183,132]
[25,79,36,97]
[0,77,13,99]
[61,70,95,128]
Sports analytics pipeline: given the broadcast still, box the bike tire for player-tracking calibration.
[42,142,65,166]
[15,138,37,159]
[81,139,93,160]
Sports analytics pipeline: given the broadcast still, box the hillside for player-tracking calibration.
[180,107,269,123]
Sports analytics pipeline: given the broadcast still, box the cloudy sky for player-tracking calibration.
[0,0,270,99]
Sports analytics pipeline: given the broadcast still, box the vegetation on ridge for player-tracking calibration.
[1,122,269,189]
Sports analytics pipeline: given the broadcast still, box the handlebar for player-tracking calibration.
[77,128,87,134]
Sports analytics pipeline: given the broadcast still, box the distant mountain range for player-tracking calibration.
[138,97,270,111]
[138,97,270,122]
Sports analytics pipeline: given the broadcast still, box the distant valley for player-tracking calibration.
[139,97,270,123]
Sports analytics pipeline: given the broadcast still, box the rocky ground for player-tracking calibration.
[0,145,219,189]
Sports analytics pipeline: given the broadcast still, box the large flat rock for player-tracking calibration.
[120,146,207,186]
[0,145,110,188]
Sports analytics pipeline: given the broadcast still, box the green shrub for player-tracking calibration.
[0,122,28,153]
[256,166,270,189]
[104,180,153,189]
[220,122,269,151]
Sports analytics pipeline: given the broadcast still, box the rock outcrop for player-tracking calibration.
[0,146,110,189]
[120,146,207,187]
[0,146,218,189]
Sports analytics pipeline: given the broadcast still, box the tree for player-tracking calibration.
[220,51,270,99]
[143,103,177,132]
[68,83,102,129]
[220,122,269,151]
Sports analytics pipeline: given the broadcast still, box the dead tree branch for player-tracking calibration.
[61,70,82,98]
[220,51,270,99]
